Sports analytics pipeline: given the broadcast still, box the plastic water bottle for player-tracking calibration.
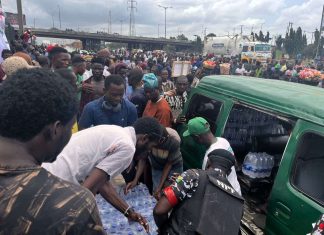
[110,224,118,233]
[243,153,253,178]
[265,155,274,177]
[256,153,261,178]
[260,153,267,178]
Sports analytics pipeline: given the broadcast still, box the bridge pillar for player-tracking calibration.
[128,43,135,51]
[81,39,101,51]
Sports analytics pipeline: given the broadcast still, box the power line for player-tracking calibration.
[128,0,137,36]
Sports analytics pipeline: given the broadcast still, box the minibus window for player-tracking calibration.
[292,132,324,205]
[222,103,293,232]
[186,94,223,134]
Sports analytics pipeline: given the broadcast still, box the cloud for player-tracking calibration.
[1,0,322,41]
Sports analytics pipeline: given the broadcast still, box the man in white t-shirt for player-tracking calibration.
[42,117,164,232]
[235,63,246,76]
[183,117,241,195]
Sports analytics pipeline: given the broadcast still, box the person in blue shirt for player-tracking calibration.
[78,74,138,130]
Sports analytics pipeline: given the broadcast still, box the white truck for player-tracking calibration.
[241,42,272,63]
[203,35,272,63]
[203,35,250,57]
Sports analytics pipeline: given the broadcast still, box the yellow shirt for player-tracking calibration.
[72,122,78,134]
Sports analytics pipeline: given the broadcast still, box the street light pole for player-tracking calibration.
[51,14,55,29]
[158,5,172,39]
[120,19,123,35]
[58,5,61,29]
[158,24,161,38]
[16,0,24,35]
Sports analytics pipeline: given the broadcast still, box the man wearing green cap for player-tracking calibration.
[183,117,241,195]
[142,73,173,127]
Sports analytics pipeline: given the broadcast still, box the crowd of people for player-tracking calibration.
[0,32,323,234]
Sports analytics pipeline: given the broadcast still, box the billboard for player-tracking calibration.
[5,12,26,26]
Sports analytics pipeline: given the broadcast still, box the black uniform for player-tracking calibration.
[162,168,244,235]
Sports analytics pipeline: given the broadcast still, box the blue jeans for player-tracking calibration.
[151,164,183,191]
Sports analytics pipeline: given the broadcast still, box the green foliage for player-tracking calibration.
[192,35,203,53]
[206,33,216,37]
[163,44,176,54]
[258,31,264,42]
[251,31,270,43]
[176,34,189,41]
[284,26,310,58]
[265,31,270,43]
[276,35,283,49]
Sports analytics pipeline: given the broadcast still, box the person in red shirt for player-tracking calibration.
[142,73,172,127]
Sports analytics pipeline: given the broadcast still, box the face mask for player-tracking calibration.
[102,100,122,112]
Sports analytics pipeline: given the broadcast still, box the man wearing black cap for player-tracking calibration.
[153,149,244,235]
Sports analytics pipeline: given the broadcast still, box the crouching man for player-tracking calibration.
[153,149,244,235]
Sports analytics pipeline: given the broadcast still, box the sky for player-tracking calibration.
[1,0,324,42]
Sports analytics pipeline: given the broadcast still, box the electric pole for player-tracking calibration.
[57,5,61,29]
[158,5,172,39]
[16,0,24,34]
[239,25,244,35]
[315,5,324,59]
[128,0,137,36]
[51,14,55,29]
[120,19,123,35]
[109,10,112,34]
[158,24,160,38]
[286,22,293,35]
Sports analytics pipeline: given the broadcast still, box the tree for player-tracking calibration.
[176,34,188,41]
[265,31,270,43]
[170,36,176,40]
[251,32,255,41]
[314,28,320,47]
[302,44,316,58]
[295,27,303,55]
[275,35,283,49]
[163,44,176,54]
[191,36,203,53]
[258,30,264,42]
[284,32,290,55]
[284,28,297,57]
[206,33,216,38]
[302,34,307,47]
[254,33,259,41]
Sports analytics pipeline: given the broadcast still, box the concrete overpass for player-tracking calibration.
[32,28,195,51]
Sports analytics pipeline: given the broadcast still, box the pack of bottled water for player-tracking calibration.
[96,183,158,234]
[242,152,274,179]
